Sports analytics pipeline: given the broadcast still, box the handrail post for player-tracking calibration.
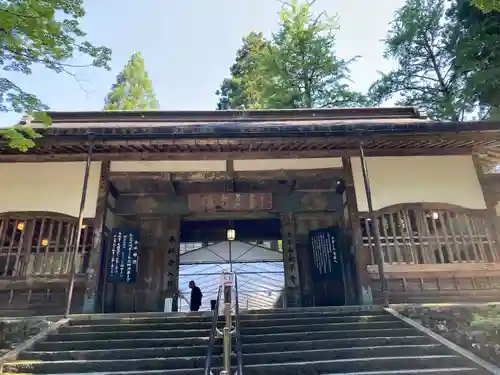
[234,274,244,375]
[221,283,232,375]
[204,285,223,375]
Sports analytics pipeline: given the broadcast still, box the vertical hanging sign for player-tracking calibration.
[108,228,140,284]
[309,227,341,282]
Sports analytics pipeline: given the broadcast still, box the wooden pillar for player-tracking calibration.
[163,217,181,306]
[473,154,498,213]
[129,216,181,312]
[280,213,301,307]
[342,156,372,304]
[82,161,110,313]
[294,216,313,306]
[472,154,500,257]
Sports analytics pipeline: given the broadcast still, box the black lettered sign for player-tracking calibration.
[108,228,140,284]
[309,227,341,282]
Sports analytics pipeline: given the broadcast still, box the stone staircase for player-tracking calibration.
[2,313,223,374]
[0,307,494,375]
[238,307,490,374]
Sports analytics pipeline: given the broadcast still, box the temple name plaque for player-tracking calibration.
[188,193,272,212]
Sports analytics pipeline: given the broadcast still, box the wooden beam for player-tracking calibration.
[110,169,342,183]
[0,276,86,291]
[0,147,473,163]
[367,262,500,279]
[115,191,343,216]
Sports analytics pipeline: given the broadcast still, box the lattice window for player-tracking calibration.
[0,215,93,277]
[361,208,498,264]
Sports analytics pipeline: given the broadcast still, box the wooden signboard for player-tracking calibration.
[188,193,272,212]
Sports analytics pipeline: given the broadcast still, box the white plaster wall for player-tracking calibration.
[0,162,101,218]
[110,160,226,172]
[111,158,343,173]
[351,155,486,212]
[234,158,343,171]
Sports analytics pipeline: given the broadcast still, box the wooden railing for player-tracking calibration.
[0,214,93,313]
[361,207,498,266]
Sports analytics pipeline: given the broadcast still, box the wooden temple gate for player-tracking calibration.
[1,108,500,313]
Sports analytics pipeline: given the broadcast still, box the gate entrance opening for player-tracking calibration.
[178,218,285,311]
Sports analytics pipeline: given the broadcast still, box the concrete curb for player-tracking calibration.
[0,317,70,370]
[385,307,500,375]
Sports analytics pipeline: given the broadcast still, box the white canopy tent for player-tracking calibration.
[178,240,285,311]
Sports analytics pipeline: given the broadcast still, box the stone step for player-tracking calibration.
[3,352,224,373]
[237,356,482,375]
[44,327,210,341]
[1,367,483,375]
[241,327,418,344]
[240,313,398,327]
[2,354,472,374]
[241,305,384,315]
[19,344,223,361]
[3,357,480,375]
[324,370,485,375]
[65,309,388,327]
[33,336,217,351]
[240,309,387,321]
[240,320,406,335]
[68,314,214,326]
[242,335,433,353]
[60,321,214,333]
[242,344,453,366]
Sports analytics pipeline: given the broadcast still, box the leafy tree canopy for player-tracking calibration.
[448,0,500,115]
[216,0,371,109]
[104,52,159,110]
[216,32,269,110]
[369,0,484,120]
[0,0,111,150]
[471,0,500,12]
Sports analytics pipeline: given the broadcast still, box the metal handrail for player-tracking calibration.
[204,285,222,375]
[234,274,244,375]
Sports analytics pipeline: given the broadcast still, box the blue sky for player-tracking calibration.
[1,0,404,125]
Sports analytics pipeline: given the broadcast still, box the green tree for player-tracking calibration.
[448,0,500,116]
[471,0,500,12]
[369,0,481,120]
[0,0,112,151]
[216,32,269,110]
[104,52,159,110]
[216,0,371,109]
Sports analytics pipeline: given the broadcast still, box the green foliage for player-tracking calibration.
[470,307,500,329]
[0,0,112,150]
[0,111,51,151]
[369,0,481,120]
[216,0,371,109]
[471,0,500,12]
[104,52,159,110]
[216,32,269,110]
[449,0,500,115]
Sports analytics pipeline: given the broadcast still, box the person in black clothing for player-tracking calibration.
[189,280,202,312]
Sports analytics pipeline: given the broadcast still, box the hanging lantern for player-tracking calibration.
[226,229,236,241]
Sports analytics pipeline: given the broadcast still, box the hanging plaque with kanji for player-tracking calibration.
[108,228,140,284]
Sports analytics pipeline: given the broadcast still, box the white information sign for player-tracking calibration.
[220,272,234,286]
